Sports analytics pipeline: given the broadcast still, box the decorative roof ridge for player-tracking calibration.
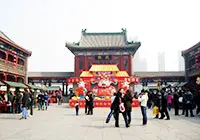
[83,32,124,36]
[81,28,128,36]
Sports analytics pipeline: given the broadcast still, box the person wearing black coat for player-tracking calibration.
[112,88,129,128]
[85,92,89,114]
[16,91,22,113]
[20,89,30,120]
[159,88,170,120]
[173,89,180,116]
[183,89,194,117]
[29,91,34,116]
[87,91,94,115]
[123,90,133,126]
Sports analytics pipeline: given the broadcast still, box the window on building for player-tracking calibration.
[79,60,83,70]
[0,73,4,80]
[7,75,15,82]
[88,62,91,69]
[18,58,24,65]
[124,60,128,70]
[0,51,6,59]
[17,77,24,83]
[8,54,14,62]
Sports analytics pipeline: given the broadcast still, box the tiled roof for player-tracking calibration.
[134,71,184,78]
[79,32,126,47]
[182,41,200,56]
[28,72,74,78]
[0,31,32,55]
[115,71,129,77]
[80,71,93,77]
[0,31,16,44]
[89,64,119,72]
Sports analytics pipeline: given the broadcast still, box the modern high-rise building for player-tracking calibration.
[133,51,147,72]
[158,52,165,71]
[178,50,185,71]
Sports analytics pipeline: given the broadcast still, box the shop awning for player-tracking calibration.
[46,86,60,91]
[28,84,42,90]
[177,82,188,87]
[172,83,180,87]
[0,82,4,86]
[89,64,119,72]
[3,81,27,88]
[80,71,93,77]
[115,71,129,77]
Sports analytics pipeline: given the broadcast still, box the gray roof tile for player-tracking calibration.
[79,33,126,47]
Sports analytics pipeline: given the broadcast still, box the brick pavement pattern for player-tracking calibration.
[0,104,200,140]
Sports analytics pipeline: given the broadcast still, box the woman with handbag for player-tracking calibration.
[112,88,129,128]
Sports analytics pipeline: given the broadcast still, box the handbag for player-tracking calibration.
[119,98,125,113]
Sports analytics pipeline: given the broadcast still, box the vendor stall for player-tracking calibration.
[67,64,140,108]
[46,86,61,103]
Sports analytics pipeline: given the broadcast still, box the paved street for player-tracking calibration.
[0,104,200,140]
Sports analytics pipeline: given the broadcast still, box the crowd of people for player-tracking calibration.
[0,88,64,120]
[147,87,200,118]
[73,85,200,128]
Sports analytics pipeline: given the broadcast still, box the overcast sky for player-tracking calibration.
[0,0,200,72]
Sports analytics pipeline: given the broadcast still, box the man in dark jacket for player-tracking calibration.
[123,90,133,126]
[173,89,180,116]
[16,91,22,113]
[159,88,170,120]
[29,91,34,116]
[87,91,94,115]
[85,92,89,114]
[20,89,30,120]
[37,93,42,110]
[184,89,194,117]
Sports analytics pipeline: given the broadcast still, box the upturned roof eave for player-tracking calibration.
[66,44,140,50]
[182,41,200,56]
[0,35,32,56]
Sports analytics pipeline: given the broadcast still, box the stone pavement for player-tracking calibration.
[0,104,200,140]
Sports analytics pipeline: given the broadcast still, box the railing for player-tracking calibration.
[0,58,25,75]
[0,58,5,65]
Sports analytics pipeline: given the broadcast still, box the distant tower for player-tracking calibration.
[133,51,147,72]
[178,50,185,71]
[158,52,165,71]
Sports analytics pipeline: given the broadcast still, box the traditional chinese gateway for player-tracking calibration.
[65,29,141,107]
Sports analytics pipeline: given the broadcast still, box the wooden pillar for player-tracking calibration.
[4,73,7,81]
[75,56,79,77]
[15,75,17,82]
[24,58,28,84]
[5,51,8,64]
[120,55,123,71]
[84,56,87,70]
[129,55,132,75]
